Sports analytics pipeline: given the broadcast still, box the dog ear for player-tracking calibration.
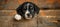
[16,3,26,18]
[16,2,27,14]
[16,5,22,15]
[16,2,28,13]
[34,5,40,14]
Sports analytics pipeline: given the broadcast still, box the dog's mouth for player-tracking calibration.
[25,14,33,19]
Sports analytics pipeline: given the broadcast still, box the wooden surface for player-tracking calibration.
[0,0,60,27]
[0,9,37,27]
[0,0,60,9]
[0,10,60,27]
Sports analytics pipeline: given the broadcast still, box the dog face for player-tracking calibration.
[16,2,40,19]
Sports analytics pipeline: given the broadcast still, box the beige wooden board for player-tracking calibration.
[0,0,60,10]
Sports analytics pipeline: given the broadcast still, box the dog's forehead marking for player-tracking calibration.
[25,3,30,14]
[26,3,30,11]
[27,3,30,9]
[27,3,30,6]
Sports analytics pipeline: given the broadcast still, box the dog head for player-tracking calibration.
[16,2,40,20]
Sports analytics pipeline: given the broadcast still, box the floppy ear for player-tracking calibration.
[16,5,22,15]
[16,3,26,18]
[16,3,25,16]
[34,5,40,14]
[15,4,23,21]
[16,2,27,14]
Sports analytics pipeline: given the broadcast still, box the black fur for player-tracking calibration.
[16,2,40,18]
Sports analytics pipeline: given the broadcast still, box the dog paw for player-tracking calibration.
[14,14,21,21]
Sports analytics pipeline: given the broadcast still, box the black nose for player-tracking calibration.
[27,14,30,17]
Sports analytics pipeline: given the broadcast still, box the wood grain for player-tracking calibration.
[0,0,60,27]
[0,0,60,10]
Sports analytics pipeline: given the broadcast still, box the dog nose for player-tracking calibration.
[27,14,30,17]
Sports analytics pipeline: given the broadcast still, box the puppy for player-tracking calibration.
[14,2,40,20]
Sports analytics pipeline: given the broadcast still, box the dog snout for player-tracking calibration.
[27,14,30,17]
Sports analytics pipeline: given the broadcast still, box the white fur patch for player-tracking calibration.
[25,9,30,18]
[25,12,32,19]
[14,14,21,20]
[25,10,30,14]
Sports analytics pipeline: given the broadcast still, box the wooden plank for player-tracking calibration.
[38,10,60,27]
[0,0,21,10]
[0,9,60,27]
[37,16,57,27]
[0,16,37,27]
[0,10,60,16]
[0,0,60,10]
[38,16,60,27]
[0,9,37,27]
[0,10,16,16]
[40,10,60,16]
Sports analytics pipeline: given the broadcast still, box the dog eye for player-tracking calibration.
[24,5,27,9]
[30,7,32,8]
[30,7,33,9]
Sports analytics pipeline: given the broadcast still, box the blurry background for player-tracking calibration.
[0,0,60,27]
